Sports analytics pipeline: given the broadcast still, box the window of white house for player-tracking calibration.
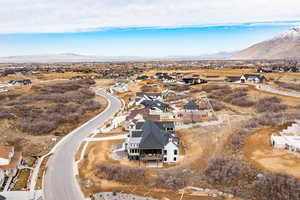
[164,150,167,155]
[174,157,176,161]
[164,157,167,161]
[174,150,177,155]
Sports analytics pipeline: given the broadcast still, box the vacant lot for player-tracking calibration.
[244,127,300,178]
[0,78,108,155]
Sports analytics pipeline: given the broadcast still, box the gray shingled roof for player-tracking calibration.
[132,131,143,137]
[154,121,174,131]
[141,100,170,111]
[243,74,266,81]
[184,101,199,110]
[139,121,170,149]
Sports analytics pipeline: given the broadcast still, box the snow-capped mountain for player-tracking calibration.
[230,27,300,60]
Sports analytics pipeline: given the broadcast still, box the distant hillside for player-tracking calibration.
[0,51,236,63]
[231,27,300,60]
[165,51,236,60]
[0,53,100,63]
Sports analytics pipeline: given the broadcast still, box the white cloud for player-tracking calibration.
[1,0,300,34]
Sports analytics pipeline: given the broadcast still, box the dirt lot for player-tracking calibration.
[244,126,300,178]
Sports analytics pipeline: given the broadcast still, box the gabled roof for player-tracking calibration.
[136,121,144,130]
[154,121,175,130]
[184,101,199,110]
[139,121,170,149]
[242,74,266,80]
[126,108,160,121]
[132,130,143,137]
[0,146,13,159]
[141,99,170,111]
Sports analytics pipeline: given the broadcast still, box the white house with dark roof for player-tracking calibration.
[125,121,179,165]
[240,74,267,83]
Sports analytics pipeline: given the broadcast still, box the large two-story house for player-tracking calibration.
[125,121,179,165]
[0,146,22,187]
[240,74,267,83]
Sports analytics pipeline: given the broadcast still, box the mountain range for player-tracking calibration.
[230,27,300,60]
[0,52,236,63]
[1,27,300,62]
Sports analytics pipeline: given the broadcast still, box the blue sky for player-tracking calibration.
[0,22,299,57]
[1,0,300,57]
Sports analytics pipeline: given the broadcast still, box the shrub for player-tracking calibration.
[204,157,251,186]
[210,100,226,111]
[230,97,255,107]
[155,170,187,190]
[255,97,287,113]
[275,81,300,92]
[208,88,233,100]
[202,85,231,93]
[223,91,247,103]
[252,173,300,200]
[82,100,101,111]
[16,119,58,135]
[96,163,146,184]
[230,129,253,152]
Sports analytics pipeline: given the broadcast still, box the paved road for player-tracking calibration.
[85,134,128,142]
[256,84,300,98]
[43,89,122,200]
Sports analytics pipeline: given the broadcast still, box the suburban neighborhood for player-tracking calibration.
[1,2,300,199]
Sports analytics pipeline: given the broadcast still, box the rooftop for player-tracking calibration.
[0,146,13,160]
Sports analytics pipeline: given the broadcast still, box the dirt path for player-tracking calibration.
[244,127,300,178]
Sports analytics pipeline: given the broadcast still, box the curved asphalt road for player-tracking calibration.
[43,89,122,200]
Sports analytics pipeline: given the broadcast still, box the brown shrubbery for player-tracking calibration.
[230,97,255,107]
[275,81,300,92]
[252,173,300,200]
[210,99,226,111]
[204,85,255,108]
[255,96,288,113]
[229,129,253,152]
[223,90,246,101]
[155,170,187,190]
[202,84,231,92]
[0,79,101,135]
[204,157,253,186]
[96,163,146,184]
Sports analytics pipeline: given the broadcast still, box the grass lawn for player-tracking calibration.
[12,169,31,191]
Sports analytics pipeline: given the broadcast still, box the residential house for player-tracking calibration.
[136,75,149,81]
[240,74,267,83]
[270,120,300,153]
[182,77,207,85]
[0,146,22,187]
[136,92,163,104]
[8,79,32,86]
[184,101,200,111]
[224,76,241,82]
[154,72,168,78]
[271,135,300,152]
[125,121,179,165]
[257,67,273,73]
[140,100,170,112]
[125,108,160,131]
